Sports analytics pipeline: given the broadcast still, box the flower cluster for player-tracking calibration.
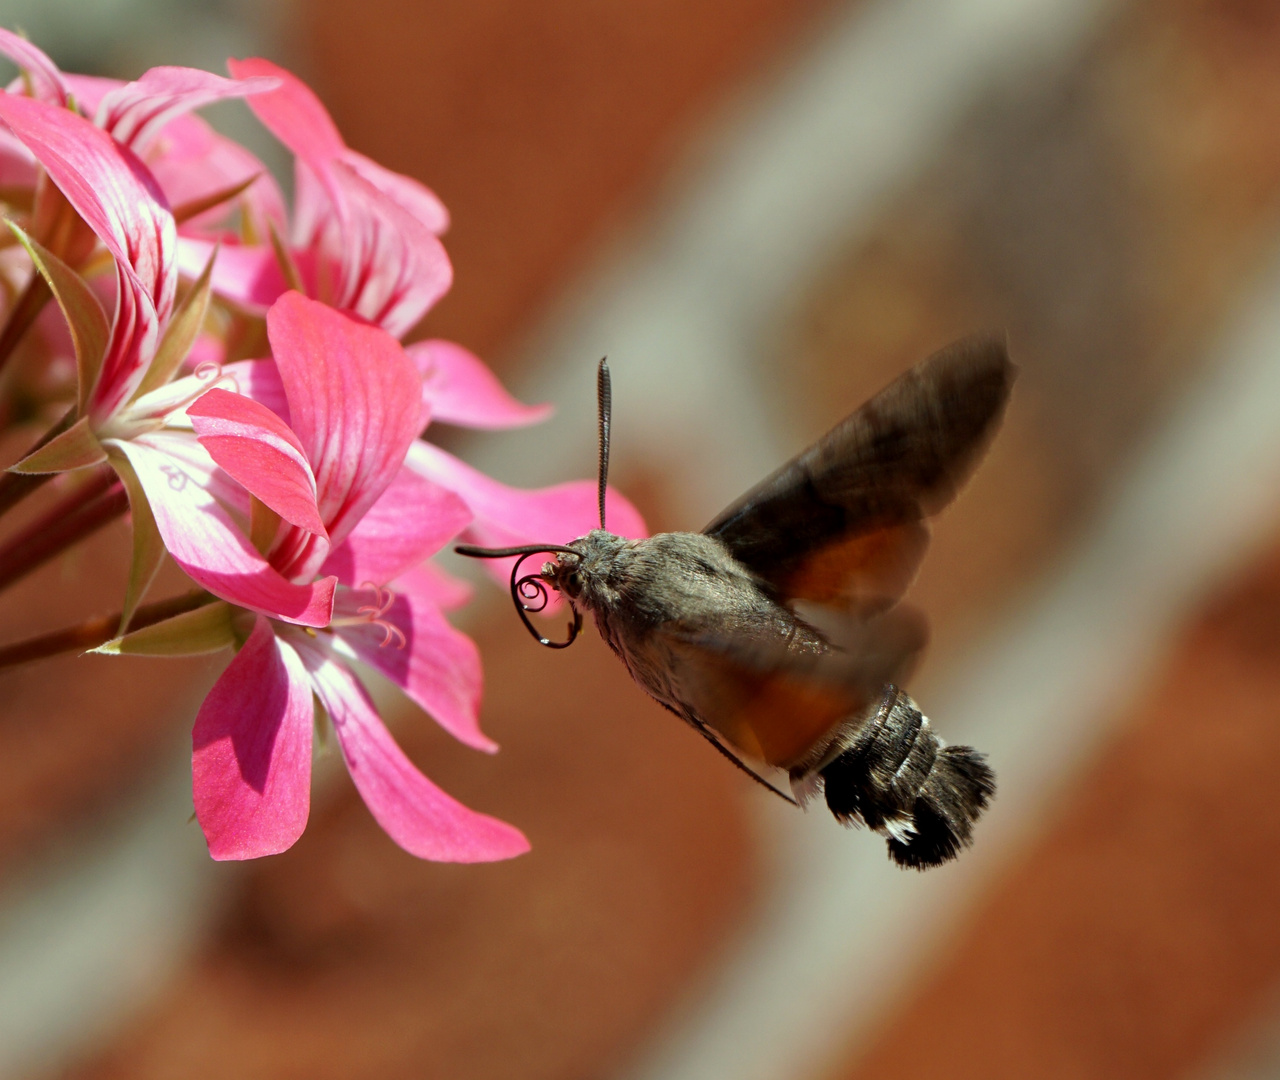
[0,34,644,861]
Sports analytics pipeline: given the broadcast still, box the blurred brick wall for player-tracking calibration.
[809,1,1280,1076]
[301,0,835,362]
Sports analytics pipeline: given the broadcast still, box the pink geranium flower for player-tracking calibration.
[0,32,645,865]
[0,31,284,250]
[0,65,335,627]
[174,57,449,340]
[142,291,527,861]
[174,57,556,435]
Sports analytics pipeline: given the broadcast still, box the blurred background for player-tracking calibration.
[1,0,1280,1076]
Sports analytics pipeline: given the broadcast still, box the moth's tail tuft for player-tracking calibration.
[809,688,995,870]
[884,744,994,869]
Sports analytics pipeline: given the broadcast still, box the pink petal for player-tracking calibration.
[395,561,473,612]
[295,641,528,862]
[148,112,287,238]
[95,66,280,154]
[0,127,36,188]
[132,424,252,516]
[228,57,345,162]
[177,237,289,310]
[98,260,160,421]
[188,387,326,536]
[122,363,239,430]
[291,156,333,250]
[340,148,448,235]
[408,340,552,430]
[267,293,423,564]
[61,74,121,116]
[333,580,494,752]
[192,616,314,860]
[220,358,288,419]
[324,159,452,336]
[321,466,471,587]
[407,440,648,546]
[111,435,335,626]
[0,94,177,417]
[0,30,68,105]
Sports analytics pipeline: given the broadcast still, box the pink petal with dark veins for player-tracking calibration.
[96,66,280,154]
[0,93,176,417]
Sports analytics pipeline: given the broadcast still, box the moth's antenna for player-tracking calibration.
[596,357,611,530]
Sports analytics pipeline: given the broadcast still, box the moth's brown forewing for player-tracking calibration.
[776,520,930,613]
[704,334,1014,613]
[668,606,927,768]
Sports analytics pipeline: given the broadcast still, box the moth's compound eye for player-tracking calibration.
[564,570,585,597]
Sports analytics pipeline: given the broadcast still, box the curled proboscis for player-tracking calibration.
[454,542,583,649]
[509,550,581,649]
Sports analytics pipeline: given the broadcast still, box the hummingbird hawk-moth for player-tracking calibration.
[458,336,1014,868]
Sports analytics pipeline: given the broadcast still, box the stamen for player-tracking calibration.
[355,581,394,620]
[376,622,407,649]
[191,360,241,397]
[340,582,405,649]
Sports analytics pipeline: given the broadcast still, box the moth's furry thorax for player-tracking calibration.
[551,529,791,637]
[548,529,829,730]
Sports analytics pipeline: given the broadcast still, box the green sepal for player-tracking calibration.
[171,173,262,226]
[91,600,235,657]
[9,417,104,473]
[132,245,217,400]
[6,219,108,416]
[105,446,166,634]
[268,219,305,294]
[9,415,105,473]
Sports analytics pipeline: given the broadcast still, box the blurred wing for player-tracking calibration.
[666,607,927,769]
[705,334,1014,612]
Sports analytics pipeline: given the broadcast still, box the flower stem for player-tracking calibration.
[0,271,52,381]
[0,406,75,519]
[0,589,212,670]
[0,468,127,593]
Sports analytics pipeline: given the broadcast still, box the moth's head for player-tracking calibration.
[548,549,585,602]
[546,529,628,606]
